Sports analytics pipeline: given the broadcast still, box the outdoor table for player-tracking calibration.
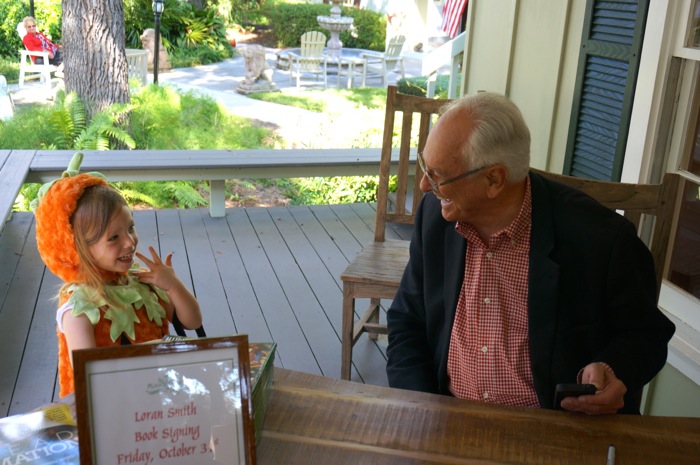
[336,55,365,88]
[258,368,700,464]
[5,367,698,464]
[276,47,374,88]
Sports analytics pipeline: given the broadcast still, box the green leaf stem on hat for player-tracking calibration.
[30,152,107,212]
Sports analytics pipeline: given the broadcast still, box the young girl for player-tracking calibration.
[33,153,202,397]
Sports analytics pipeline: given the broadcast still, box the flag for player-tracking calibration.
[441,0,468,38]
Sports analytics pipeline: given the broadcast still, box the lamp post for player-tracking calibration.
[152,0,164,84]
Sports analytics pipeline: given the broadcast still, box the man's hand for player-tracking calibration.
[559,363,626,414]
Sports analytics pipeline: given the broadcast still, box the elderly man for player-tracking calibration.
[385,92,675,414]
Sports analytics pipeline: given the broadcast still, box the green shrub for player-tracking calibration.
[115,180,209,209]
[265,3,385,51]
[0,103,57,149]
[0,57,20,83]
[129,84,275,149]
[47,92,136,150]
[169,43,234,68]
[124,0,232,55]
[342,7,386,51]
[285,175,382,205]
[396,74,462,99]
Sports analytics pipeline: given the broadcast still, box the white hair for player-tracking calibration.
[440,92,531,181]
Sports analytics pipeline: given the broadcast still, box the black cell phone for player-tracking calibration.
[553,383,597,409]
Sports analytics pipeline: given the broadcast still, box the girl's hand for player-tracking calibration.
[134,246,202,330]
[134,246,178,291]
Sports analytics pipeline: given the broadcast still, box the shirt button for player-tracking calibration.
[483,297,490,304]
[481,346,488,353]
[485,252,493,259]
[483,392,489,399]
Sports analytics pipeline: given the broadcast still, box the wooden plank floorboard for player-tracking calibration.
[179,209,236,335]
[257,206,343,377]
[200,211,272,342]
[0,212,32,316]
[134,210,158,252]
[0,213,33,416]
[226,208,320,375]
[329,203,375,247]
[286,207,347,333]
[155,209,194,292]
[12,264,61,415]
[0,216,51,416]
[310,205,366,262]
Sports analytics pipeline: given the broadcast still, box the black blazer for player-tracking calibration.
[386,171,675,413]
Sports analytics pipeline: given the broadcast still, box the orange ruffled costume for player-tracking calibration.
[33,153,169,397]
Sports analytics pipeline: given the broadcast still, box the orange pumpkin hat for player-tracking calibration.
[32,152,108,283]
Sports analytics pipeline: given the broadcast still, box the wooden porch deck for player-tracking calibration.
[0,203,412,418]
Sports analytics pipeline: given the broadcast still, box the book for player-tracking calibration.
[0,403,79,464]
[249,342,276,446]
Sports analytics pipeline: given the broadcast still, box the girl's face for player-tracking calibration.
[88,205,138,274]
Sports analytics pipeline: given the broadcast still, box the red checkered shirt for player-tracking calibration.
[447,178,540,407]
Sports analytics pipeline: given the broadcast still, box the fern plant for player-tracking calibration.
[48,92,87,149]
[115,181,207,209]
[48,92,136,150]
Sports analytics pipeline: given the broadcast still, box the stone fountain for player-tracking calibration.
[317,0,354,60]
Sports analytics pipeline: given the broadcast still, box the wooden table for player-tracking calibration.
[258,369,700,464]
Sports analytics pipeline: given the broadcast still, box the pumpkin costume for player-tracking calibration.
[33,153,170,397]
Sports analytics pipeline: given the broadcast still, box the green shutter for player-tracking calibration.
[563,0,649,181]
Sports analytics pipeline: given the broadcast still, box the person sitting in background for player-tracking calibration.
[21,16,63,69]
[385,92,675,415]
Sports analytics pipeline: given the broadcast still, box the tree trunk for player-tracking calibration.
[62,0,130,119]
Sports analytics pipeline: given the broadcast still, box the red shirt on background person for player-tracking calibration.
[22,16,62,66]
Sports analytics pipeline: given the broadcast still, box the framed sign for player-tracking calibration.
[73,335,256,465]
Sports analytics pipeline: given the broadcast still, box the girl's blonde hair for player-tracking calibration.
[59,185,129,303]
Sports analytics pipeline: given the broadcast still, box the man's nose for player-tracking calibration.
[418,172,432,193]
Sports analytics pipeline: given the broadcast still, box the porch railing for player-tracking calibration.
[421,31,465,98]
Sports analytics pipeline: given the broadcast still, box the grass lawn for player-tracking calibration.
[249,87,388,149]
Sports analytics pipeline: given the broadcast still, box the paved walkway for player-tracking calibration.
[8,46,429,144]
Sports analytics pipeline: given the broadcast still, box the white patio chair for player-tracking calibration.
[16,22,61,91]
[288,31,328,89]
[361,35,406,86]
[126,49,149,86]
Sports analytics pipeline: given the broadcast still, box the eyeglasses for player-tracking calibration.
[27,25,37,28]
[417,152,490,195]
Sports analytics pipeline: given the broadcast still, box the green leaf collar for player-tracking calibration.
[66,274,170,342]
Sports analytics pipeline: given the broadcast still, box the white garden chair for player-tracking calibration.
[361,35,406,86]
[288,31,328,89]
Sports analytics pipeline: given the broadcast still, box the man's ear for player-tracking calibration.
[484,164,508,197]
